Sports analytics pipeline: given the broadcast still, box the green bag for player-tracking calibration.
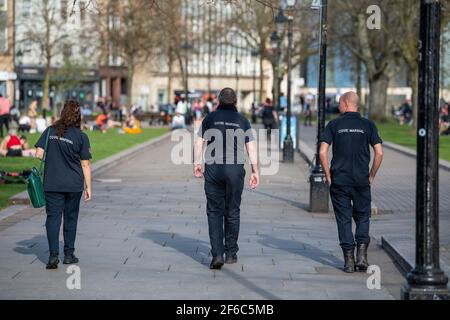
[27,129,50,208]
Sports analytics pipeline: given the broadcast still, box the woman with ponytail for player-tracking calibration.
[35,100,92,270]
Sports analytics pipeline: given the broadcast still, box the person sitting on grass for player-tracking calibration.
[440,104,449,136]
[171,111,186,130]
[93,112,121,133]
[122,115,142,134]
[0,129,36,157]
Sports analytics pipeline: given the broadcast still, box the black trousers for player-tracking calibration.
[329,184,371,251]
[0,114,9,137]
[204,164,245,258]
[45,191,83,255]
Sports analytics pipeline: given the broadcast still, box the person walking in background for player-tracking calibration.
[261,98,278,144]
[319,92,383,273]
[194,88,259,270]
[35,100,92,270]
[0,94,11,138]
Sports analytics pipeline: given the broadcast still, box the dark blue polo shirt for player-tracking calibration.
[36,126,92,192]
[320,112,383,186]
[198,109,254,165]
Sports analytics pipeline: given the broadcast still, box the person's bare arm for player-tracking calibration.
[0,138,8,154]
[369,144,383,185]
[246,140,259,189]
[193,136,205,178]
[35,147,44,160]
[81,160,92,201]
[272,110,279,124]
[319,142,332,185]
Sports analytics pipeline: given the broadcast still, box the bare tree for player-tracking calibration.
[20,0,70,114]
[96,0,160,106]
[227,1,317,103]
[389,0,450,125]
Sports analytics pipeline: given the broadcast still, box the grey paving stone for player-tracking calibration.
[0,133,405,299]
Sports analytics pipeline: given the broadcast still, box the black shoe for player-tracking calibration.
[355,243,369,272]
[46,253,59,270]
[342,248,355,273]
[63,253,79,265]
[225,254,238,264]
[210,256,224,270]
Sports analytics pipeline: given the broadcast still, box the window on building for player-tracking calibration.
[0,1,6,52]
[79,1,86,22]
[61,0,68,21]
[63,43,72,60]
[0,0,6,11]
[108,15,120,30]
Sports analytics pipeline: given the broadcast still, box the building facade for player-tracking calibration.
[0,0,15,101]
[132,0,271,112]
[14,0,101,110]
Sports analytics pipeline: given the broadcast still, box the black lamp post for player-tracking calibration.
[15,50,24,109]
[235,58,241,105]
[282,1,296,163]
[181,41,193,102]
[270,31,281,112]
[251,49,259,124]
[309,0,329,213]
[275,8,288,114]
[401,0,450,300]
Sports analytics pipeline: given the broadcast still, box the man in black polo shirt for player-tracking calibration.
[194,88,259,270]
[319,92,383,273]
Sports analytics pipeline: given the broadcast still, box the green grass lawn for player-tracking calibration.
[0,127,169,209]
[376,121,450,162]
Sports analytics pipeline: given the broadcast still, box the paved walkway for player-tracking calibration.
[299,124,450,276]
[0,130,404,300]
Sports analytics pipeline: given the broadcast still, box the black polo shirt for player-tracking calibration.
[320,112,383,186]
[198,109,254,165]
[36,126,92,192]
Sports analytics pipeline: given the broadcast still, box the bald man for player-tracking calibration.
[319,92,383,273]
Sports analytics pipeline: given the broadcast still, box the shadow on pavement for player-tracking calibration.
[140,230,210,265]
[258,234,343,270]
[14,235,48,264]
[140,229,281,300]
[251,190,310,211]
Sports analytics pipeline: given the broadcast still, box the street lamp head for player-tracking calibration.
[275,8,288,34]
[16,50,24,66]
[270,31,280,50]
[181,42,193,51]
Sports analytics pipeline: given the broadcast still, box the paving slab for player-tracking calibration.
[0,130,406,300]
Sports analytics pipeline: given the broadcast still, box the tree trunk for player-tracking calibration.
[271,63,278,106]
[409,66,419,128]
[259,55,265,103]
[177,54,187,98]
[368,74,389,121]
[355,59,363,113]
[167,53,173,104]
[43,67,51,117]
[127,68,133,107]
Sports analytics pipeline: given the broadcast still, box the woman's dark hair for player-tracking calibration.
[54,100,81,137]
